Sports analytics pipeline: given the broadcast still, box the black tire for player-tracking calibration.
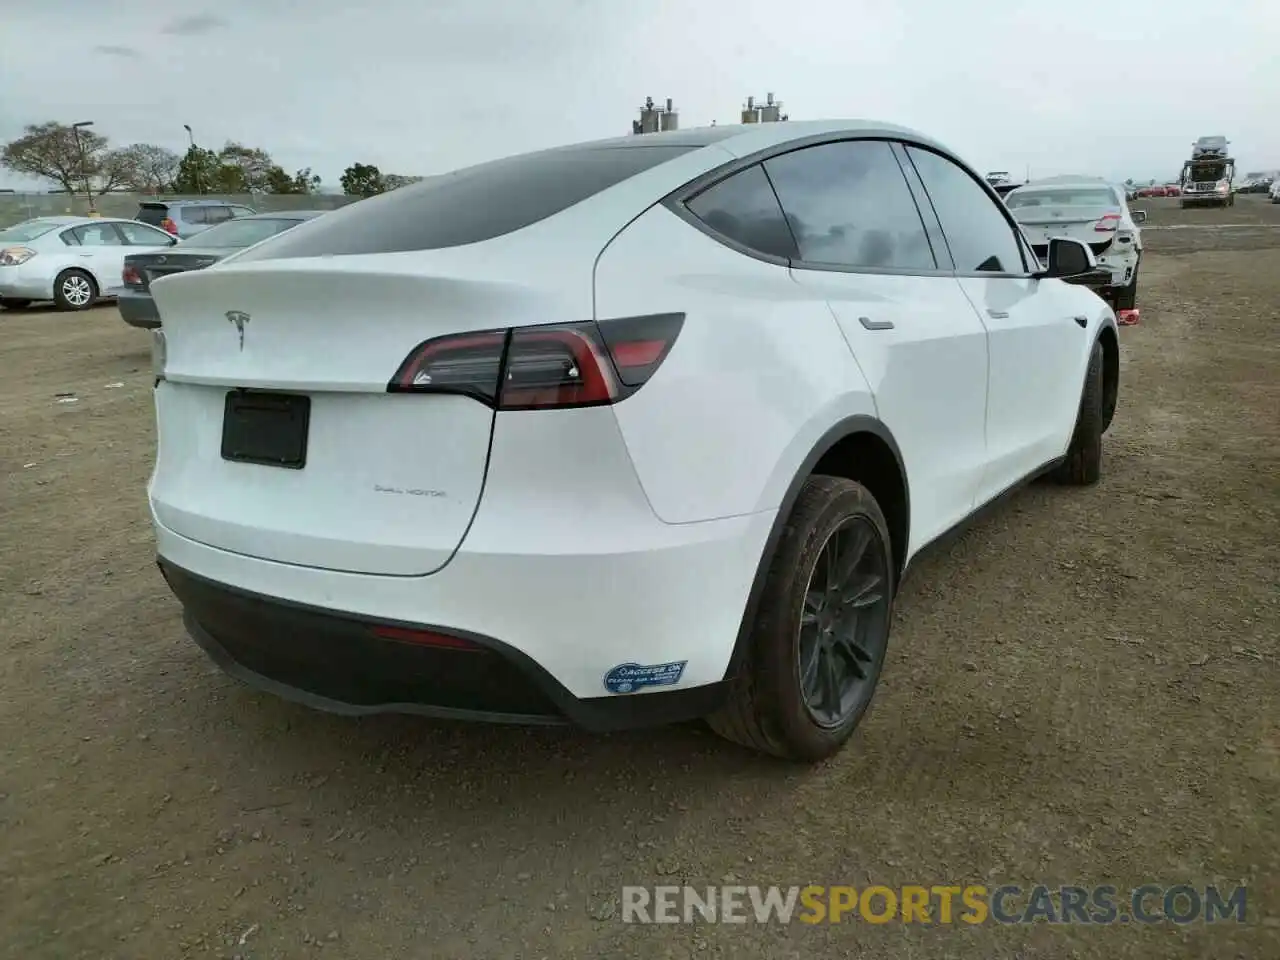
[1113,260,1139,311]
[53,269,97,312]
[708,476,895,762]
[0,298,32,310]
[1052,341,1104,486]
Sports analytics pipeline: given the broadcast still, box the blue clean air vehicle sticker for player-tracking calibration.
[603,661,687,694]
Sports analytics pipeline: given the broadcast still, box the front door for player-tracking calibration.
[764,139,991,551]
[902,145,1083,499]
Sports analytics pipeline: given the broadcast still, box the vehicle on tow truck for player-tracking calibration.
[1179,136,1235,208]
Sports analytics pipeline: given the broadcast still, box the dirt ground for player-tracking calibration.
[2,196,1277,960]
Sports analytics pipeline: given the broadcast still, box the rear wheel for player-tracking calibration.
[53,269,97,312]
[1052,341,1104,486]
[1114,260,1139,312]
[0,298,32,310]
[708,476,894,762]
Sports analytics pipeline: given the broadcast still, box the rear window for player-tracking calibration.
[234,144,696,260]
[1006,188,1118,208]
[189,217,303,248]
[0,220,62,242]
[136,203,169,226]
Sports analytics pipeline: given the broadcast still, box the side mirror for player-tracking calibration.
[167,237,178,246]
[1043,237,1096,279]
[1132,209,1147,223]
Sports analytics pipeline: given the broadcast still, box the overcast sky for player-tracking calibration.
[2,0,1278,190]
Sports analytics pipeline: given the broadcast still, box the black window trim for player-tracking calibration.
[664,132,1035,280]
[899,143,1038,279]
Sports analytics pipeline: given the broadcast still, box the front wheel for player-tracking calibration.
[708,476,895,762]
[53,269,97,311]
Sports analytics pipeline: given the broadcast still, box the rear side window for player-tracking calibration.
[685,164,798,260]
[202,206,234,225]
[906,147,1026,274]
[235,144,696,260]
[179,206,207,224]
[763,140,936,272]
[136,203,168,226]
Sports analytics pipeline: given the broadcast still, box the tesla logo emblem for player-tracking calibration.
[226,310,250,350]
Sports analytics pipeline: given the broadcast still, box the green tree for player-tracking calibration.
[382,173,423,191]
[216,142,277,192]
[341,162,384,196]
[172,144,221,193]
[265,166,321,194]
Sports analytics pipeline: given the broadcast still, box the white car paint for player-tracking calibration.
[1004,178,1143,297]
[145,120,1117,744]
[0,215,175,308]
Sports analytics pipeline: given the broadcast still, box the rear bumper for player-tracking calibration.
[115,287,161,329]
[162,559,730,731]
[153,492,774,721]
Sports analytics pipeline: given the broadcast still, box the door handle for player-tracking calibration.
[858,316,895,331]
[986,309,1010,320]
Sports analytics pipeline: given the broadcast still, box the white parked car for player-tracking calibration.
[1004,177,1145,311]
[147,121,1120,761]
[0,215,176,311]
[1271,180,1280,203]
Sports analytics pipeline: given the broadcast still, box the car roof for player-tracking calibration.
[1009,179,1120,194]
[238,210,328,220]
[558,119,953,159]
[139,199,244,207]
[13,215,140,227]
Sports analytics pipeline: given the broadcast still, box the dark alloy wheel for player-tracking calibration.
[797,517,890,729]
[708,476,895,762]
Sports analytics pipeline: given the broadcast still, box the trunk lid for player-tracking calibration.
[148,253,589,576]
[1010,204,1120,257]
[125,250,224,290]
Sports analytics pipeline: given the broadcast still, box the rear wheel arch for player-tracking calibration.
[724,416,910,680]
[1098,324,1119,433]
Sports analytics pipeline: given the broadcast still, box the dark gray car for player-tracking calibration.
[116,211,327,329]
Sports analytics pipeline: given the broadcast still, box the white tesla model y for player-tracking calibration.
[147,120,1120,761]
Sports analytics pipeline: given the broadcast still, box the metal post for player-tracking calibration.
[183,124,204,194]
[72,120,96,215]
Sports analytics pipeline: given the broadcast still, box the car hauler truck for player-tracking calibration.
[1180,136,1235,208]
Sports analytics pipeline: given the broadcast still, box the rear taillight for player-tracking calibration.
[160,217,178,235]
[122,263,141,286]
[388,313,684,410]
[1094,213,1121,232]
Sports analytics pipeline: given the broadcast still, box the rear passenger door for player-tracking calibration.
[66,222,129,288]
[775,139,991,550]
[903,146,1084,496]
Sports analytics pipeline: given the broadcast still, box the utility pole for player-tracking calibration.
[183,124,205,194]
[71,120,97,215]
